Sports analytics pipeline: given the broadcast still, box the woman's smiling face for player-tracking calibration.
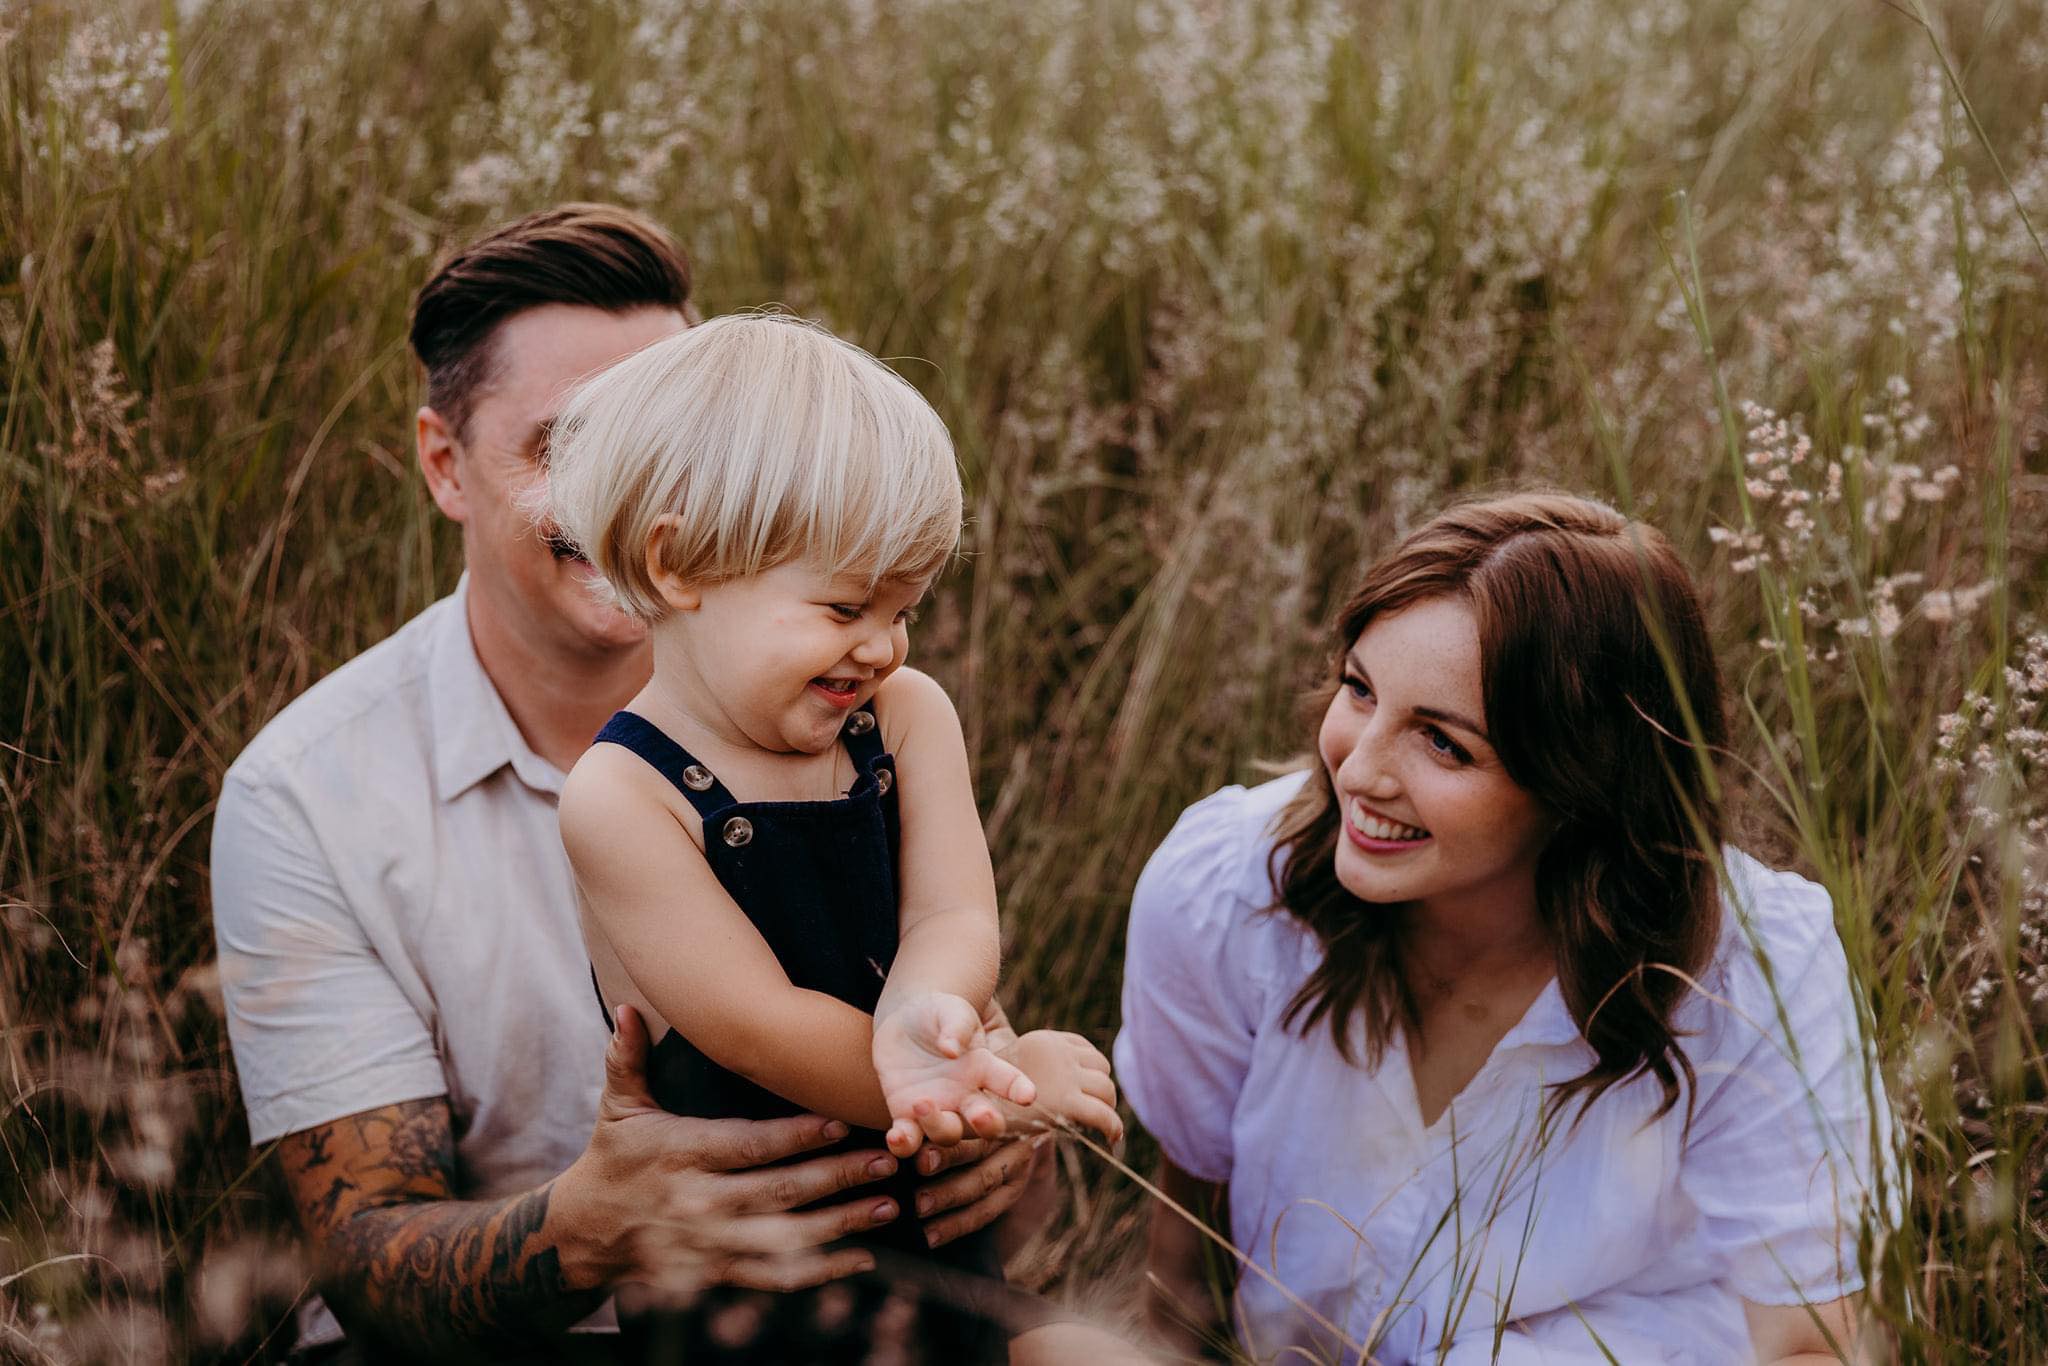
[1317,595,1553,918]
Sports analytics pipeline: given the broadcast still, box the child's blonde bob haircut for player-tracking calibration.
[545,312,962,621]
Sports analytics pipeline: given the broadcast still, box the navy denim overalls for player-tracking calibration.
[591,703,1008,1363]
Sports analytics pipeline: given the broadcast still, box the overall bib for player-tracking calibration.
[591,704,1010,1363]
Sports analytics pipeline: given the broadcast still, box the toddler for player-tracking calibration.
[546,313,1121,1361]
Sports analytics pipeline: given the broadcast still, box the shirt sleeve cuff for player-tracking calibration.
[242,1062,451,1144]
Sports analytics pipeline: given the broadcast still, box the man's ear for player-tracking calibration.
[416,405,469,523]
[646,514,700,612]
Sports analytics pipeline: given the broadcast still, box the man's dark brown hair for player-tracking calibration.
[409,203,697,442]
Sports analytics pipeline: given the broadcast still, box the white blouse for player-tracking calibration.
[1114,773,1891,1365]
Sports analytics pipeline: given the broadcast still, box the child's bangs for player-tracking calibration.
[757,348,963,589]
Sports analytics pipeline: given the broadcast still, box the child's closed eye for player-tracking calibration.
[828,603,921,625]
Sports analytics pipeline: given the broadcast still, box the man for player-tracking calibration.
[211,205,1043,1361]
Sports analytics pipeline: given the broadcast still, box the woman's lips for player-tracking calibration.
[1344,799,1432,855]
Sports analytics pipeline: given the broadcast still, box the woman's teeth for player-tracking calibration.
[1350,801,1429,841]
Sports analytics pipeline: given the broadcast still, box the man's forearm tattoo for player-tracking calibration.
[276,1099,601,1358]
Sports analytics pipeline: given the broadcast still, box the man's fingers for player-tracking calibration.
[717,1245,878,1293]
[917,1135,1031,1218]
[916,1135,992,1176]
[921,1143,1034,1248]
[721,1194,900,1258]
[600,1003,660,1115]
[726,1148,898,1214]
[692,1113,853,1171]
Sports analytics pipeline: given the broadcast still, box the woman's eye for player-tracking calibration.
[1424,727,1470,763]
[1341,672,1372,701]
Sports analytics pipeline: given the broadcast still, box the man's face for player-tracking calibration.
[420,303,689,661]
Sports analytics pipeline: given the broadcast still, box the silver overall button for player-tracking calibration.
[722,816,754,848]
[682,764,715,791]
[874,767,893,795]
[845,710,876,736]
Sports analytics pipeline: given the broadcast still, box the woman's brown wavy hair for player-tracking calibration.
[1269,491,1728,1124]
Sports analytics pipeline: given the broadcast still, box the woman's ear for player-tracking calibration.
[645,515,700,613]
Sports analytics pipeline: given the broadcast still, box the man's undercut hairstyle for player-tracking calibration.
[408,203,695,442]
[545,312,964,621]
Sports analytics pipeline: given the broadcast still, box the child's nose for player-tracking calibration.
[850,628,896,667]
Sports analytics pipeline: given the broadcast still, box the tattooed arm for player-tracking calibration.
[275,1005,907,1359]
[276,1097,594,1356]
[276,1097,598,1359]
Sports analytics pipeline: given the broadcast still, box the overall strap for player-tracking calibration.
[841,702,887,771]
[591,710,740,818]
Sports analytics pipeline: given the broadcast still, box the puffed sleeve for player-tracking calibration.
[1677,854,1895,1305]
[211,770,448,1143]
[1114,783,1286,1183]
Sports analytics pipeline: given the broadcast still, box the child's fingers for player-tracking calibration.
[933,997,982,1059]
[976,1053,1036,1106]
[917,1107,966,1147]
[1063,1096,1124,1144]
[959,1095,1006,1139]
[1064,1035,1114,1070]
[1078,1068,1118,1105]
[886,1119,926,1158]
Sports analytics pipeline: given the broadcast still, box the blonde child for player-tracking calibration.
[546,313,1121,1359]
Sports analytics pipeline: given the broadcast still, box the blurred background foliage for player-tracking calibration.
[2,0,2045,1359]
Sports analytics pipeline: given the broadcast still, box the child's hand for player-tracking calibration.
[995,1030,1124,1145]
[873,992,1037,1158]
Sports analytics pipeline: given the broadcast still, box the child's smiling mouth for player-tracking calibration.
[808,676,862,708]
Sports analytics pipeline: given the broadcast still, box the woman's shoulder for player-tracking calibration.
[1129,770,1315,950]
[1687,846,1856,1050]
[1712,848,1841,974]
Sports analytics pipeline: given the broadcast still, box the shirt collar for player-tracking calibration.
[1498,976,1583,1050]
[428,575,568,802]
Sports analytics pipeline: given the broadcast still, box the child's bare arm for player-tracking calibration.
[875,668,1003,1014]
[866,670,1040,1151]
[560,747,894,1131]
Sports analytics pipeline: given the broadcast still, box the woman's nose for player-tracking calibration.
[1337,723,1402,799]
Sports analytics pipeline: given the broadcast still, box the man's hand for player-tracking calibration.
[871,991,1036,1156]
[276,1004,903,1356]
[551,1004,905,1303]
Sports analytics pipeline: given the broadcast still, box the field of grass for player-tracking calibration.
[3,0,2046,1360]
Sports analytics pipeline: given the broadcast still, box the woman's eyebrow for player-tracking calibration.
[1344,650,1490,742]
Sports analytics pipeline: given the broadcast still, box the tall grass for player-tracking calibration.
[2,0,2044,1359]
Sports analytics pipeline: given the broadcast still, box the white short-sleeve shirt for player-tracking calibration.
[210,579,612,1346]
[1114,774,1892,1365]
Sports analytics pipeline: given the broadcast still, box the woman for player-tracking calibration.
[1116,493,1889,1364]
